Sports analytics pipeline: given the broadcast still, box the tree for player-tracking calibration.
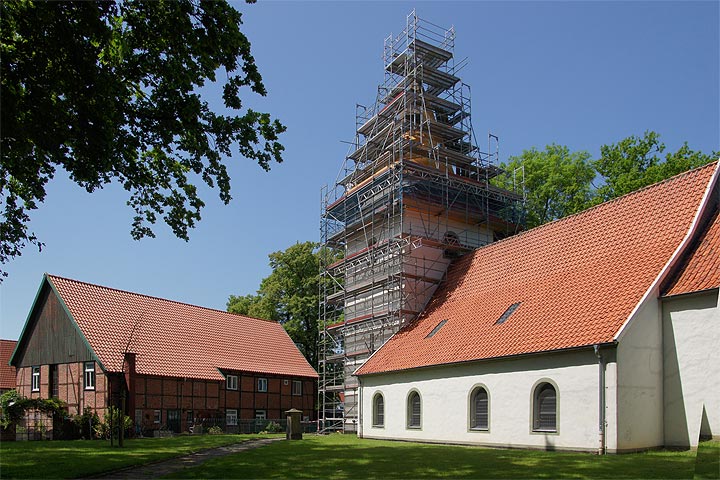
[593,131,717,203]
[227,242,322,367]
[0,0,285,276]
[495,144,595,229]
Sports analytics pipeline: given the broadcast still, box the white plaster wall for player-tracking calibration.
[662,290,720,447]
[616,298,664,450]
[359,349,617,452]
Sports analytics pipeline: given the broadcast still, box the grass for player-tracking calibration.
[164,434,712,479]
[694,440,720,479]
[0,434,271,479]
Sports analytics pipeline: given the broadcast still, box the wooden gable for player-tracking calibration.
[11,277,95,368]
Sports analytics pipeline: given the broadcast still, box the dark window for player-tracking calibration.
[496,302,521,325]
[226,375,238,390]
[407,391,421,429]
[470,387,489,430]
[373,393,384,427]
[533,382,557,432]
[50,364,59,398]
[257,378,268,392]
[426,319,447,339]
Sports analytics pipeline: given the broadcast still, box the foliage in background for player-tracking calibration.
[94,406,133,440]
[0,0,285,277]
[0,390,66,429]
[494,144,595,228]
[496,131,717,229]
[227,241,330,368]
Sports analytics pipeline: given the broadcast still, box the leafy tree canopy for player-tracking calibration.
[495,144,595,228]
[0,0,285,276]
[497,131,717,229]
[227,241,324,368]
[592,130,717,203]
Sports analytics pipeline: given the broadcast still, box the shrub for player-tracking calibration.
[207,425,223,435]
[264,421,283,433]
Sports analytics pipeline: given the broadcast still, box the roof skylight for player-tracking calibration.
[426,319,448,338]
[495,302,521,325]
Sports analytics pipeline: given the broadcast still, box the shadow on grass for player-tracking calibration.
[694,440,720,479]
[165,435,698,479]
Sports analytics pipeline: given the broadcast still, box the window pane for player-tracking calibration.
[472,388,488,430]
[373,394,384,426]
[534,383,557,431]
[408,392,421,428]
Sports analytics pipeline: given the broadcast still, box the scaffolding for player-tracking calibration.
[319,11,524,433]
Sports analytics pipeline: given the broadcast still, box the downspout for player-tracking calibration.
[357,376,363,439]
[594,344,606,455]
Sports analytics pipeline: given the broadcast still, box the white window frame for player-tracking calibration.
[226,409,238,426]
[31,366,40,392]
[292,380,302,396]
[153,410,161,424]
[255,409,267,420]
[84,362,95,390]
[226,374,238,391]
[469,385,489,431]
[257,377,268,392]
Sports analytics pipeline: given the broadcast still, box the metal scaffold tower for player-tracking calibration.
[318,11,525,433]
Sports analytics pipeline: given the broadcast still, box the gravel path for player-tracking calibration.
[88,437,284,479]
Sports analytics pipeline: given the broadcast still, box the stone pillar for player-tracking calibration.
[285,408,302,440]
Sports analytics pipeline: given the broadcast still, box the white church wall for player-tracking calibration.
[662,289,720,448]
[615,298,664,451]
[359,349,616,452]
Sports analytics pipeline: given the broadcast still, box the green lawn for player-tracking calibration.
[0,434,269,479]
[165,434,712,480]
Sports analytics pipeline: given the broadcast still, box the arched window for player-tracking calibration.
[372,392,384,427]
[533,382,558,432]
[407,390,421,429]
[470,386,489,431]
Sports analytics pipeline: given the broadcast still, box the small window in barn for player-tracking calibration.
[226,409,238,426]
[84,362,95,390]
[406,390,421,429]
[532,381,558,433]
[257,377,268,392]
[31,366,40,392]
[292,380,302,396]
[425,319,447,338]
[255,410,267,420]
[495,302,521,325]
[153,410,161,424]
[226,374,238,390]
[372,392,385,427]
[187,410,194,423]
[469,386,489,431]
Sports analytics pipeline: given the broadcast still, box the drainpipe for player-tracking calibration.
[357,376,363,439]
[594,344,606,455]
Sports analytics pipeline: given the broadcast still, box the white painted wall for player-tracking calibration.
[615,297,665,451]
[662,290,720,447]
[359,349,617,452]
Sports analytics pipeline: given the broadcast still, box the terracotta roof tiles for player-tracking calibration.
[357,162,718,376]
[0,339,17,390]
[663,209,720,296]
[47,275,318,380]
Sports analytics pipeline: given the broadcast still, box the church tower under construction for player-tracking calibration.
[319,11,524,433]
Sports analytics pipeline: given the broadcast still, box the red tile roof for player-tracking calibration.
[357,162,718,376]
[0,340,17,390]
[663,209,720,297]
[46,276,318,380]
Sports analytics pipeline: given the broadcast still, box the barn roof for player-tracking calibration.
[357,162,719,376]
[0,339,17,390]
[20,275,318,381]
[662,209,720,297]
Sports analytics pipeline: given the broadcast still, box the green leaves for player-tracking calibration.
[496,132,716,229]
[227,242,323,367]
[0,0,285,275]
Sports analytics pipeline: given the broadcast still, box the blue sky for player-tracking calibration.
[1,1,718,341]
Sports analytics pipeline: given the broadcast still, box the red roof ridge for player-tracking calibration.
[470,161,719,255]
[45,273,276,325]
